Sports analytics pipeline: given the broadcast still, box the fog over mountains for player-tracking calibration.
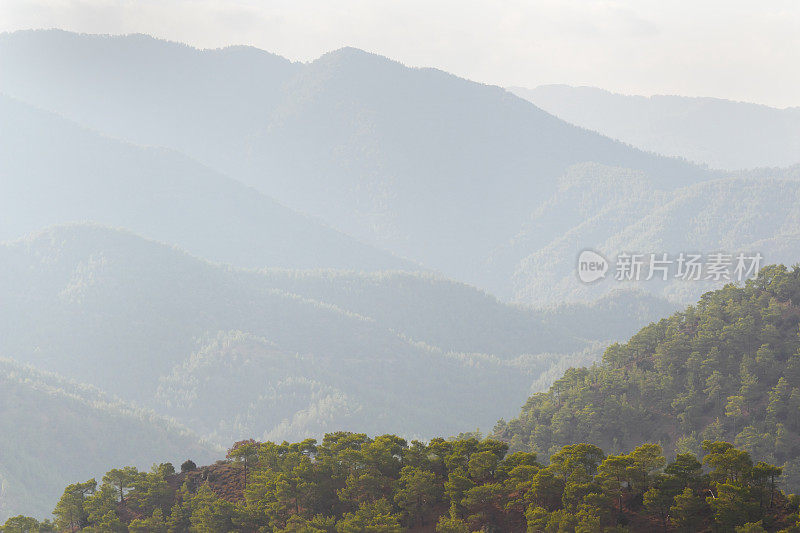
[0,224,654,516]
[0,223,636,442]
[0,29,709,299]
[2,29,800,520]
[0,93,412,272]
[511,84,800,170]
[0,357,217,518]
[507,163,800,305]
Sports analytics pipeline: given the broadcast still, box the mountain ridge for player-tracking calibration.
[510,84,800,170]
[0,29,713,299]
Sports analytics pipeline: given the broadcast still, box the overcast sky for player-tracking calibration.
[2,0,798,108]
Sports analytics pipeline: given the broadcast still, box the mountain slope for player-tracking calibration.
[0,358,215,520]
[496,264,800,491]
[0,30,711,297]
[0,224,596,445]
[0,93,412,272]
[511,85,800,170]
[507,163,800,306]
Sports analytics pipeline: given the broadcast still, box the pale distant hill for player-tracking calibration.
[507,163,800,305]
[0,30,711,298]
[510,84,800,170]
[0,358,215,520]
[0,93,413,272]
[0,225,668,449]
[0,225,578,445]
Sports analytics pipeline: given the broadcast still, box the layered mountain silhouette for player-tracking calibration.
[0,93,413,272]
[508,163,800,305]
[0,30,711,298]
[0,224,677,442]
[1,29,798,523]
[0,225,578,440]
[511,84,800,170]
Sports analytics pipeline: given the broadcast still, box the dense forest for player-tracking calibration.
[6,266,800,531]
[3,435,798,532]
[1,224,663,518]
[496,265,800,491]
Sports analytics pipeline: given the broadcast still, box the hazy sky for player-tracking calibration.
[2,0,799,108]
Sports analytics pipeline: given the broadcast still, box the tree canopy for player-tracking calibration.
[5,435,800,532]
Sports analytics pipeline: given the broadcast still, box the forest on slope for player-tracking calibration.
[0,224,664,445]
[10,267,800,531]
[508,163,800,305]
[0,225,670,521]
[8,435,799,532]
[496,264,800,492]
[0,358,216,519]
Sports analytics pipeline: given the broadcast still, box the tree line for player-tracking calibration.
[3,434,800,532]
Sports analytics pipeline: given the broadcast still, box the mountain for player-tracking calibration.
[510,85,800,170]
[0,93,412,272]
[504,163,800,306]
[495,263,800,492]
[0,30,711,298]
[10,266,800,530]
[0,358,216,520]
[0,224,607,446]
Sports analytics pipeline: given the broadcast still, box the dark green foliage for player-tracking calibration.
[497,265,800,492]
[181,460,197,473]
[30,437,799,532]
[0,515,55,532]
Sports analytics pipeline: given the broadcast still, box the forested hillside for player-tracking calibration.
[496,264,800,492]
[508,163,800,305]
[3,27,800,531]
[8,435,799,532]
[0,359,215,519]
[0,224,627,446]
[0,224,669,520]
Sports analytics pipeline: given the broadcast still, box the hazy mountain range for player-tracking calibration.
[0,29,709,299]
[0,357,216,518]
[2,29,800,519]
[510,84,800,170]
[0,224,669,516]
[506,162,800,305]
[1,223,656,444]
[0,93,412,272]
[3,31,797,309]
